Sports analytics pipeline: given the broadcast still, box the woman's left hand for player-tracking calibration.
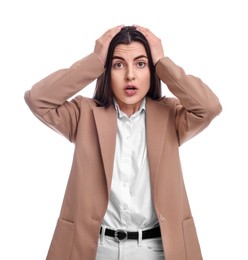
[134,25,165,65]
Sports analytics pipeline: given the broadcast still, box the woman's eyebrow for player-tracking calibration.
[112,55,148,61]
[134,55,148,60]
[112,56,125,61]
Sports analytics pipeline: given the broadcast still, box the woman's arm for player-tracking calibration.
[24,26,123,142]
[136,25,222,144]
[24,53,104,142]
[156,57,222,144]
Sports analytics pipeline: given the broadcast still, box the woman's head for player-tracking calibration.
[94,26,162,110]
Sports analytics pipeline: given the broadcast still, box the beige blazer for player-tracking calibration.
[24,53,222,260]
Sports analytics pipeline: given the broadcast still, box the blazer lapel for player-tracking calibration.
[146,98,169,191]
[92,99,169,196]
[93,105,117,195]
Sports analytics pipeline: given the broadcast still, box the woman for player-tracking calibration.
[24,25,222,260]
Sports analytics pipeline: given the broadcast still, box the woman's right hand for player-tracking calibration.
[94,25,124,65]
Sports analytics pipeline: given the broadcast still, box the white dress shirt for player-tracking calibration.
[102,98,158,231]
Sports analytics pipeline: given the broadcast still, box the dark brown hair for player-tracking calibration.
[93,26,162,107]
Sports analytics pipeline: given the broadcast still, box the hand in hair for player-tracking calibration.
[94,25,125,65]
[134,25,165,65]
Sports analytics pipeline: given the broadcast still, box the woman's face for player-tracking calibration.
[111,41,150,116]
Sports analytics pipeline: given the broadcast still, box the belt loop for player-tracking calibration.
[138,228,143,246]
[100,226,106,245]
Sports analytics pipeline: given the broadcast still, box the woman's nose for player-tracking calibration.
[126,67,135,81]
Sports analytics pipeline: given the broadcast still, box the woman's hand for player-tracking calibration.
[94,25,124,65]
[134,25,165,65]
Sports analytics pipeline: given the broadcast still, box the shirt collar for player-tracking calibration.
[113,98,146,119]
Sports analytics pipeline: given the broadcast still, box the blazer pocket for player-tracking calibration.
[182,218,203,260]
[46,218,76,260]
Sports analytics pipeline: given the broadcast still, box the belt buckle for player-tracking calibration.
[114,229,128,242]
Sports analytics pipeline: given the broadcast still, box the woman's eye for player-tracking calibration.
[113,62,124,69]
[137,61,146,68]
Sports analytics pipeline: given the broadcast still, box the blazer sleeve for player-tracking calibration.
[156,57,222,145]
[24,53,104,142]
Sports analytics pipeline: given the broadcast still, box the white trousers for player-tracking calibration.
[96,228,165,260]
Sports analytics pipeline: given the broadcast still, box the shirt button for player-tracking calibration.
[123,205,128,211]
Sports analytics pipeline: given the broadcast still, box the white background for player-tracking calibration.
[1,0,247,259]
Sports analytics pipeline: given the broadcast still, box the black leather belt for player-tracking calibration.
[100,226,161,242]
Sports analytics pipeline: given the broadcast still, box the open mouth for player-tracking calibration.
[124,85,138,96]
